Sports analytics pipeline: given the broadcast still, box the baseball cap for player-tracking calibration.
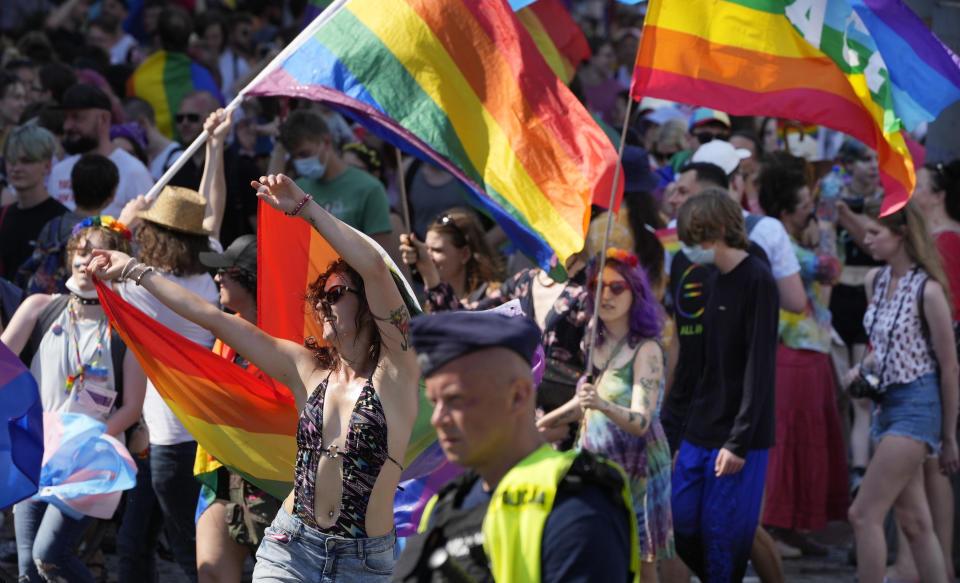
[688,107,731,131]
[410,311,542,378]
[198,234,257,274]
[691,140,752,175]
[59,84,112,112]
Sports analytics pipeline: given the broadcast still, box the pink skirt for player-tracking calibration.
[762,345,849,530]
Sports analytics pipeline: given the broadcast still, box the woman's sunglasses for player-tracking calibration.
[319,284,357,309]
[588,280,629,296]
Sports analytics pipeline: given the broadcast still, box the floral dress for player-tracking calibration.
[578,340,675,561]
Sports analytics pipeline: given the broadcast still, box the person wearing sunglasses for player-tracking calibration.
[537,248,675,582]
[91,173,419,581]
[399,207,504,309]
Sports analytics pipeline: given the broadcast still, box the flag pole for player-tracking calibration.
[582,95,636,378]
[143,0,351,203]
[395,148,412,233]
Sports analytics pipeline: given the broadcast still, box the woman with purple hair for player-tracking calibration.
[538,248,675,582]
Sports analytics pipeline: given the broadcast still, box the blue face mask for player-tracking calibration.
[680,241,715,265]
[293,150,329,180]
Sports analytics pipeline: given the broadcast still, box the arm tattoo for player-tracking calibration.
[389,305,411,351]
[639,377,661,396]
[646,354,662,376]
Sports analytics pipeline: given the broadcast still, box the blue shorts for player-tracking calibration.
[671,442,768,583]
[252,506,397,583]
[873,373,942,454]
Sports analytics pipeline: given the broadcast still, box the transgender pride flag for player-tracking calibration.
[0,343,43,509]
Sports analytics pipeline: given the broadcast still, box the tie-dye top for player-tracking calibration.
[293,375,403,537]
[778,240,841,353]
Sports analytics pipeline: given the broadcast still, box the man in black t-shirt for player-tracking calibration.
[670,189,779,583]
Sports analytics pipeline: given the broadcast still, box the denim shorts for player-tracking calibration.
[872,373,942,454]
[252,506,397,582]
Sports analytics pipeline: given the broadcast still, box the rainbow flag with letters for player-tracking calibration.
[517,0,591,84]
[632,0,960,215]
[127,51,223,142]
[246,0,620,276]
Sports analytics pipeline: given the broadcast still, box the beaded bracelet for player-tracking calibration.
[285,194,312,217]
[119,257,139,281]
[133,265,155,286]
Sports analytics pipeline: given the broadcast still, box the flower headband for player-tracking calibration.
[71,215,133,242]
[605,247,639,268]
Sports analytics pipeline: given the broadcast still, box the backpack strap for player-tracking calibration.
[20,294,70,366]
[110,327,127,407]
[916,274,937,362]
[744,213,763,235]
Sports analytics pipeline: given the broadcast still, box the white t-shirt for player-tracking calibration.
[47,148,155,219]
[667,211,800,280]
[149,141,184,181]
[218,47,250,103]
[110,34,138,65]
[741,210,800,280]
[120,272,219,445]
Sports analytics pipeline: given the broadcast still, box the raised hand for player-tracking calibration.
[87,249,135,281]
[205,108,235,146]
[251,174,309,215]
[399,233,427,267]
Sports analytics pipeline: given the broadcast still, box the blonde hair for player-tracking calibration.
[867,199,953,309]
[656,118,687,153]
[3,124,57,162]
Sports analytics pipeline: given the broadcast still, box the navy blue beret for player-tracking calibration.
[410,311,542,377]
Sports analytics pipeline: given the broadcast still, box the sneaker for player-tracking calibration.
[774,538,802,559]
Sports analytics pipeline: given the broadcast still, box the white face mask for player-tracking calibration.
[293,148,330,181]
[679,241,715,265]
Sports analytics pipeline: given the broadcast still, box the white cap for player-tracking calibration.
[691,140,752,175]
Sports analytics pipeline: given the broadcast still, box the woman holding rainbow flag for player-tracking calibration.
[89,173,421,581]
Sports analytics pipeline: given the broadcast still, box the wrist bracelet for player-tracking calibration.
[134,265,155,286]
[119,258,139,281]
[285,194,312,217]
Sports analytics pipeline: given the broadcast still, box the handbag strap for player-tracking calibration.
[865,266,917,383]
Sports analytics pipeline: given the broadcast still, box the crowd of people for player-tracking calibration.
[1,1,960,582]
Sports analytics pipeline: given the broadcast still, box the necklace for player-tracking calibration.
[65,298,108,394]
[70,293,100,306]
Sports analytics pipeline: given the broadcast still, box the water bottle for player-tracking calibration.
[818,165,843,256]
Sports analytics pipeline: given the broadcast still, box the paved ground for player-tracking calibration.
[0,511,858,582]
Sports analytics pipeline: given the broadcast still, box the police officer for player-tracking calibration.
[394,311,639,583]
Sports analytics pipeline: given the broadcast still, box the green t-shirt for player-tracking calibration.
[295,166,392,235]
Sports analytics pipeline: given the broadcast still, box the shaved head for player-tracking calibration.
[425,348,537,472]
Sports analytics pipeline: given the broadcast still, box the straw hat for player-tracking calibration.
[137,186,211,236]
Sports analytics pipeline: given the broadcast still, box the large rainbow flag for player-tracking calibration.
[632,0,960,215]
[0,342,43,510]
[96,281,299,499]
[246,0,620,276]
[127,51,223,142]
[516,0,591,84]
